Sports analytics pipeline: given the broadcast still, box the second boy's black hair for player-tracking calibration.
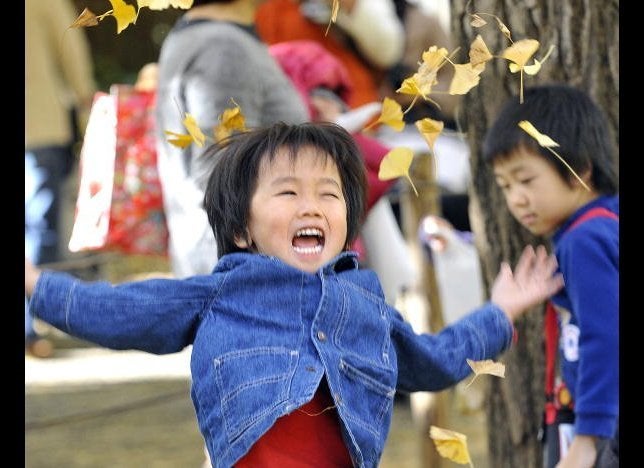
[482,84,618,194]
[203,121,368,257]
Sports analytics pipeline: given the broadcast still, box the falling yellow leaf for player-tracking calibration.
[517,44,555,75]
[429,426,473,466]
[415,118,444,152]
[138,0,194,9]
[468,35,493,67]
[397,46,449,100]
[501,39,540,70]
[518,121,558,148]
[214,103,247,142]
[183,113,206,147]
[108,0,137,33]
[495,17,512,41]
[519,121,590,191]
[378,147,418,196]
[448,62,485,95]
[470,14,487,28]
[465,358,505,388]
[324,0,340,35]
[70,8,99,28]
[164,130,193,149]
[374,97,405,131]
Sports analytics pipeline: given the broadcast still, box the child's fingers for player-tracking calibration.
[512,245,536,284]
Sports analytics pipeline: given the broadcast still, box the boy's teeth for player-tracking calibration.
[296,228,322,237]
[293,245,323,254]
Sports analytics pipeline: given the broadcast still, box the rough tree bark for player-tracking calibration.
[448,1,618,466]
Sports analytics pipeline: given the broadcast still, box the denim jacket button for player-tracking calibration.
[317,330,327,341]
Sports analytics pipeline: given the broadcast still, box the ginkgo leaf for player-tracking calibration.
[519,121,591,191]
[138,0,194,10]
[495,17,512,41]
[415,118,444,152]
[183,113,206,147]
[324,0,340,35]
[164,130,193,149]
[378,147,418,196]
[518,121,558,147]
[469,35,493,67]
[519,44,555,75]
[109,0,137,33]
[397,46,449,100]
[397,76,423,96]
[501,39,540,69]
[70,8,99,28]
[470,14,487,27]
[214,103,247,142]
[429,426,473,466]
[376,97,405,131]
[448,62,484,95]
[465,358,505,388]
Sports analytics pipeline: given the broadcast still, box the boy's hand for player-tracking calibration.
[490,245,564,322]
[25,258,42,297]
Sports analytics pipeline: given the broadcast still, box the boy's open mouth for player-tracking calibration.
[292,228,325,254]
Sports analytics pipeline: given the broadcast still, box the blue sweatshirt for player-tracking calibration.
[550,194,619,438]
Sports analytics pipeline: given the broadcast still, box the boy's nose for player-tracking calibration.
[507,187,528,207]
[297,195,323,217]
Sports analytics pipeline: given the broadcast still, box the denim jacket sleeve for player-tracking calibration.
[29,270,217,354]
[391,302,514,392]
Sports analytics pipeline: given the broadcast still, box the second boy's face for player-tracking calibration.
[493,147,596,236]
[236,146,348,273]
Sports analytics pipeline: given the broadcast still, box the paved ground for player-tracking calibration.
[25,330,490,468]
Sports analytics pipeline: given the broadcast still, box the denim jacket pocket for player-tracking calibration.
[338,357,396,439]
[213,346,298,443]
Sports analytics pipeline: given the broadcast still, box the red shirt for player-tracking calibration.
[235,380,353,467]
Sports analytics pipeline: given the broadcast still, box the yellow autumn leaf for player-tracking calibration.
[470,14,487,28]
[517,44,555,75]
[214,104,246,142]
[415,118,444,152]
[469,35,493,68]
[465,358,505,388]
[183,113,206,147]
[376,97,405,131]
[109,0,137,34]
[518,121,559,147]
[397,76,423,96]
[70,8,100,28]
[429,426,473,466]
[138,0,193,9]
[164,130,193,149]
[448,62,484,95]
[495,17,512,41]
[519,121,590,191]
[501,39,540,70]
[397,46,449,99]
[378,147,418,196]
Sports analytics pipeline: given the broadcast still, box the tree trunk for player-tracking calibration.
[448,1,618,466]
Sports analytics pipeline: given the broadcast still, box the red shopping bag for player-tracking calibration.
[68,84,168,256]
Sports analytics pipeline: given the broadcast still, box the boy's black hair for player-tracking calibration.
[203,121,368,257]
[482,84,618,194]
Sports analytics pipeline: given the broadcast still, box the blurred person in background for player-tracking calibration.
[154,0,309,279]
[25,0,97,357]
[255,0,405,109]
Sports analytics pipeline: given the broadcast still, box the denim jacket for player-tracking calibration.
[30,251,513,467]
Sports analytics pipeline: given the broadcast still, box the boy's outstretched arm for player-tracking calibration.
[490,245,564,322]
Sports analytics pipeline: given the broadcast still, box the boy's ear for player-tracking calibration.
[234,233,251,249]
[573,166,593,188]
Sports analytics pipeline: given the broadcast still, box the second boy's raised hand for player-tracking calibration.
[490,245,564,322]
